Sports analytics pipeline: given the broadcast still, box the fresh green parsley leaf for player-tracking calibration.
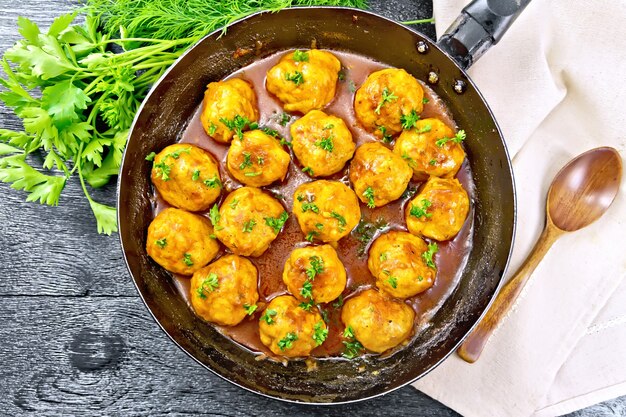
[203,176,221,188]
[261,127,280,138]
[197,272,219,298]
[243,304,258,315]
[279,137,293,148]
[239,151,253,170]
[300,280,314,299]
[410,199,432,219]
[306,256,325,280]
[265,211,289,233]
[312,321,328,346]
[429,159,437,166]
[401,152,417,168]
[192,169,200,181]
[209,204,223,230]
[378,126,393,143]
[244,171,261,177]
[260,308,277,324]
[277,332,298,351]
[418,124,432,133]
[338,70,346,81]
[293,50,309,62]
[374,87,398,114]
[379,252,387,262]
[153,162,171,181]
[348,80,357,93]
[422,97,430,104]
[220,115,257,139]
[208,122,217,135]
[422,242,438,269]
[165,147,190,159]
[229,198,239,209]
[299,299,315,311]
[315,135,334,152]
[305,231,318,242]
[183,253,193,266]
[285,71,304,86]
[315,223,324,230]
[363,186,375,208]
[301,202,319,213]
[296,194,305,202]
[323,123,334,130]
[155,238,167,248]
[302,166,314,175]
[436,129,466,147]
[330,211,347,228]
[277,112,291,126]
[387,276,398,288]
[257,156,264,165]
[418,276,424,282]
[242,219,256,233]
[400,109,420,129]
[343,340,364,359]
[343,326,355,339]
[145,152,156,161]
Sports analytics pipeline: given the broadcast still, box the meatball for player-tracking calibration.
[341,289,415,353]
[189,254,259,326]
[368,231,436,298]
[259,295,327,357]
[349,142,413,208]
[146,208,219,275]
[226,130,291,187]
[150,144,221,212]
[354,68,424,139]
[200,78,259,143]
[292,180,361,243]
[290,110,356,177]
[393,118,466,181]
[213,187,287,257]
[282,245,346,304]
[406,177,470,241]
[266,49,341,114]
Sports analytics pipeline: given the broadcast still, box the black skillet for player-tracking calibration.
[118,0,527,403]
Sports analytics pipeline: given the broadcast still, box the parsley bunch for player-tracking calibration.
[0,13,194,234]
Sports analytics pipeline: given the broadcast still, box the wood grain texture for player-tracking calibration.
[0,0,623,415]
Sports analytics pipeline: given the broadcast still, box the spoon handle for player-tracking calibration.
[457,222,563,363]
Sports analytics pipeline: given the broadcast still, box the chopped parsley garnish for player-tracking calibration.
[333,294,344,309]
[261,127,280,138]
[192,169,200,181]
[330,211,347,228]
[306,256,325,280]
[166,147,191,159]
[296,194,305,202]
[315,135,334,152]
[312,321,328,346]
[208,204,223,230]
[305,231,318,242]
[401,152,417,168]
[279,137,293,148]
[208,122,217,135]
[374,87,398,114]
[323,123,334,130]
[153,162,171,181]
[260,309,277,324]
[343,326,355,339]
[302,166,314,175]
[378,126,393,143]
[219,114,257,139]
[278,332,298,351]
[182,253,193,266]
[418,276,424,282]
[387,276,398,289]
[243,304,258,315]
[155,238,167,248]
[229,198,239,209]
[436,129,466,147]
[300,280,314,300]
[418,124,432,134]
[422,97,430,104]
[379,252,387,262]
[244,172,262,177]
[429,159,437,166]
[410,199,433,219]
[422,242,439,269]
[285,71,304,86]
[353,217,388,257]
[343,340,364,359]
[363,186,376,208]
[239,151,253,170]
[242,219,257,233]
[145,152,156,161]
[348,80,357,93]
[293,50,309,62]
[301,202,319,213]
[338,70,346,81]
[257,156,264,165]
[400,109,420,129]
[315,223,324,230]
[299,300,315,311]
[265,211,289,233]
[196,272,219,299]
[203,176,221,188]
[278,112,291,126]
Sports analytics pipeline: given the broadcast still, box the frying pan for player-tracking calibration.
[118,0,525,403]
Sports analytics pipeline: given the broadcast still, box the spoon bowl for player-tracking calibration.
[458,146,623,363]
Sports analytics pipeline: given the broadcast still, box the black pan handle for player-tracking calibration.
[437,0,532,69]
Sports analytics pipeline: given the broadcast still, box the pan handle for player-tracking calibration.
[437,0,532,69]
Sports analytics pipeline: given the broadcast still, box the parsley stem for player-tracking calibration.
[401,17,435,25]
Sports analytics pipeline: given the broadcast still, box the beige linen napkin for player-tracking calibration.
[412,1,626,416]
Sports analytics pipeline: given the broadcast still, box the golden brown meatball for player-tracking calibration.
[150,144,221,212]
[368,231,437,298]
[200,78,259,143]
[341,289,415,354]
[282,245,346,305]
[226,130,291,187]
[212,187,287,257]
[266,49,341,114]
[290,110,356,177]
[354,68,424,139]
[189,255,259,326]
[349,142,413,208]
[406,177,470,241]
[258,295,328,357]
[393,118,466,181]
[146,208,219,275]
[292,180,361,243]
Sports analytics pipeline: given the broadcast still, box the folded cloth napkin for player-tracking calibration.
[412,1,626,416]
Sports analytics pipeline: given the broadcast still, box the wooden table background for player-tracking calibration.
[0,0,624,415]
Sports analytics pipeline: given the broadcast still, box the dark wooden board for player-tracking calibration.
[0,0,623,415]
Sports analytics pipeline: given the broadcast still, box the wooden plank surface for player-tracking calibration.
[0,0,623,415]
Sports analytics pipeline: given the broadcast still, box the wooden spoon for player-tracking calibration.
[457,147,623,363]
